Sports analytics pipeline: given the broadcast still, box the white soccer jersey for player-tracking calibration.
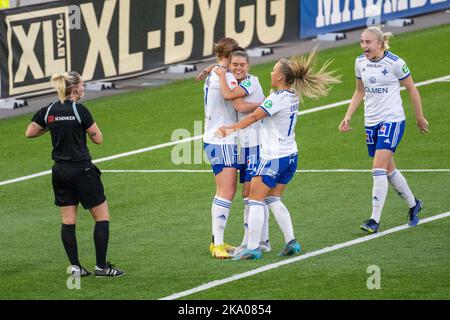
[355,51,410,126]
[237,74,265,148]
[203,67,238,145]
[258,90,299,159]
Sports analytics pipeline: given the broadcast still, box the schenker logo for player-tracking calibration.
[6,7,71,96]
[55,116,76,121]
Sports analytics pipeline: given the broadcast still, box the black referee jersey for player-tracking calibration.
[32,100,95,164]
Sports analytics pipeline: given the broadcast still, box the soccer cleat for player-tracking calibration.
[210,242,235,255]
[211,245,233,259]
[278,239,301,256]
[70,265,91,277]
[233,244,247,256]
[223,242,236,254]
[361,219,380,233]
[233,248,262,260]
[259,240,272,252]
[408,199,423,227]
[95,262,125,277]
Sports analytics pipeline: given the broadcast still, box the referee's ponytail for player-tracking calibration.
[278,47,341,100]
[51,71,82,103]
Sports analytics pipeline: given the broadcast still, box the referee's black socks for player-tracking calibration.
[61,224,81,267]
[94,221,109,269]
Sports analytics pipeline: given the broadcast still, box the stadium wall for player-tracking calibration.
[1,0,449,99]
[0,0,300,99]
[299,0,450,38]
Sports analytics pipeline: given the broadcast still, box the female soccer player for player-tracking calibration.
[215,50,270,255]
[203,38,241,259]
[216,48,340,259]
[26,71,124,277]
[338,27,429,233]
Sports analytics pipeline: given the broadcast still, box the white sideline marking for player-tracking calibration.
[159,211,450,300]
[100,169,450,174]
[1,75,449,187]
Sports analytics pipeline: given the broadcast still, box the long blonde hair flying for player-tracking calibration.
[278,47,341,100]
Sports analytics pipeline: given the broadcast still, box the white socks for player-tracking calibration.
[247,200,265,250]
[260,204,270,243]
[242,198,269,246]
[212,197,231,245]
[371,169,388,223]
[242,198,250,245]
[265,196,295,244]
[388,170,416,208]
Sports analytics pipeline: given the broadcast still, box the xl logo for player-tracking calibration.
[6,7,71,96]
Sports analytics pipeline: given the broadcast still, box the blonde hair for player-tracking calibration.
[363,27,393,50]
[278,47,341,100]
[50,71,82,103]
[214,37,239,59]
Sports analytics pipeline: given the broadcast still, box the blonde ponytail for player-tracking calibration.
[364,27,393,50]
[382,31,393,50]
[50,71,82,103]
[51,73,67,103]
[278,47,341,100]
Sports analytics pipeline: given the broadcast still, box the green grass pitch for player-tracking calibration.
[0,24,449,299]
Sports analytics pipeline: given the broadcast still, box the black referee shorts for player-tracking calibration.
[52,163,106,210]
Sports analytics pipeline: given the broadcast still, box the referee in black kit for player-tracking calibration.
[25,71,124,278]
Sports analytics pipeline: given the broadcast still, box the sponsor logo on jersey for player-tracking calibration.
[402,64,409,74]
[365,87,388,94]
[264,100,273,109]
[47,115,55,123]
[369,76,376,84]
[366,63,382,68]
[55,116,76,121]
[241,80,251,88]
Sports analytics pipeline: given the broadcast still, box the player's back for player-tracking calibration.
[203,67,238,145]
[259,90,299,159]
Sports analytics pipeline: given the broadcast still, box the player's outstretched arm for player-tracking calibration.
[232,98,262,113]
[214,67,247,100]
[195,63,216,81]
[215,107,266,138]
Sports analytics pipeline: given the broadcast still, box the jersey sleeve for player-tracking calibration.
[76,103,95,130]
[225,71,238,89]
[393,58,411,80]
[239,76,259,96]
[355,58,362,80]
[31,106,49,128]
[259,93,281,117]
